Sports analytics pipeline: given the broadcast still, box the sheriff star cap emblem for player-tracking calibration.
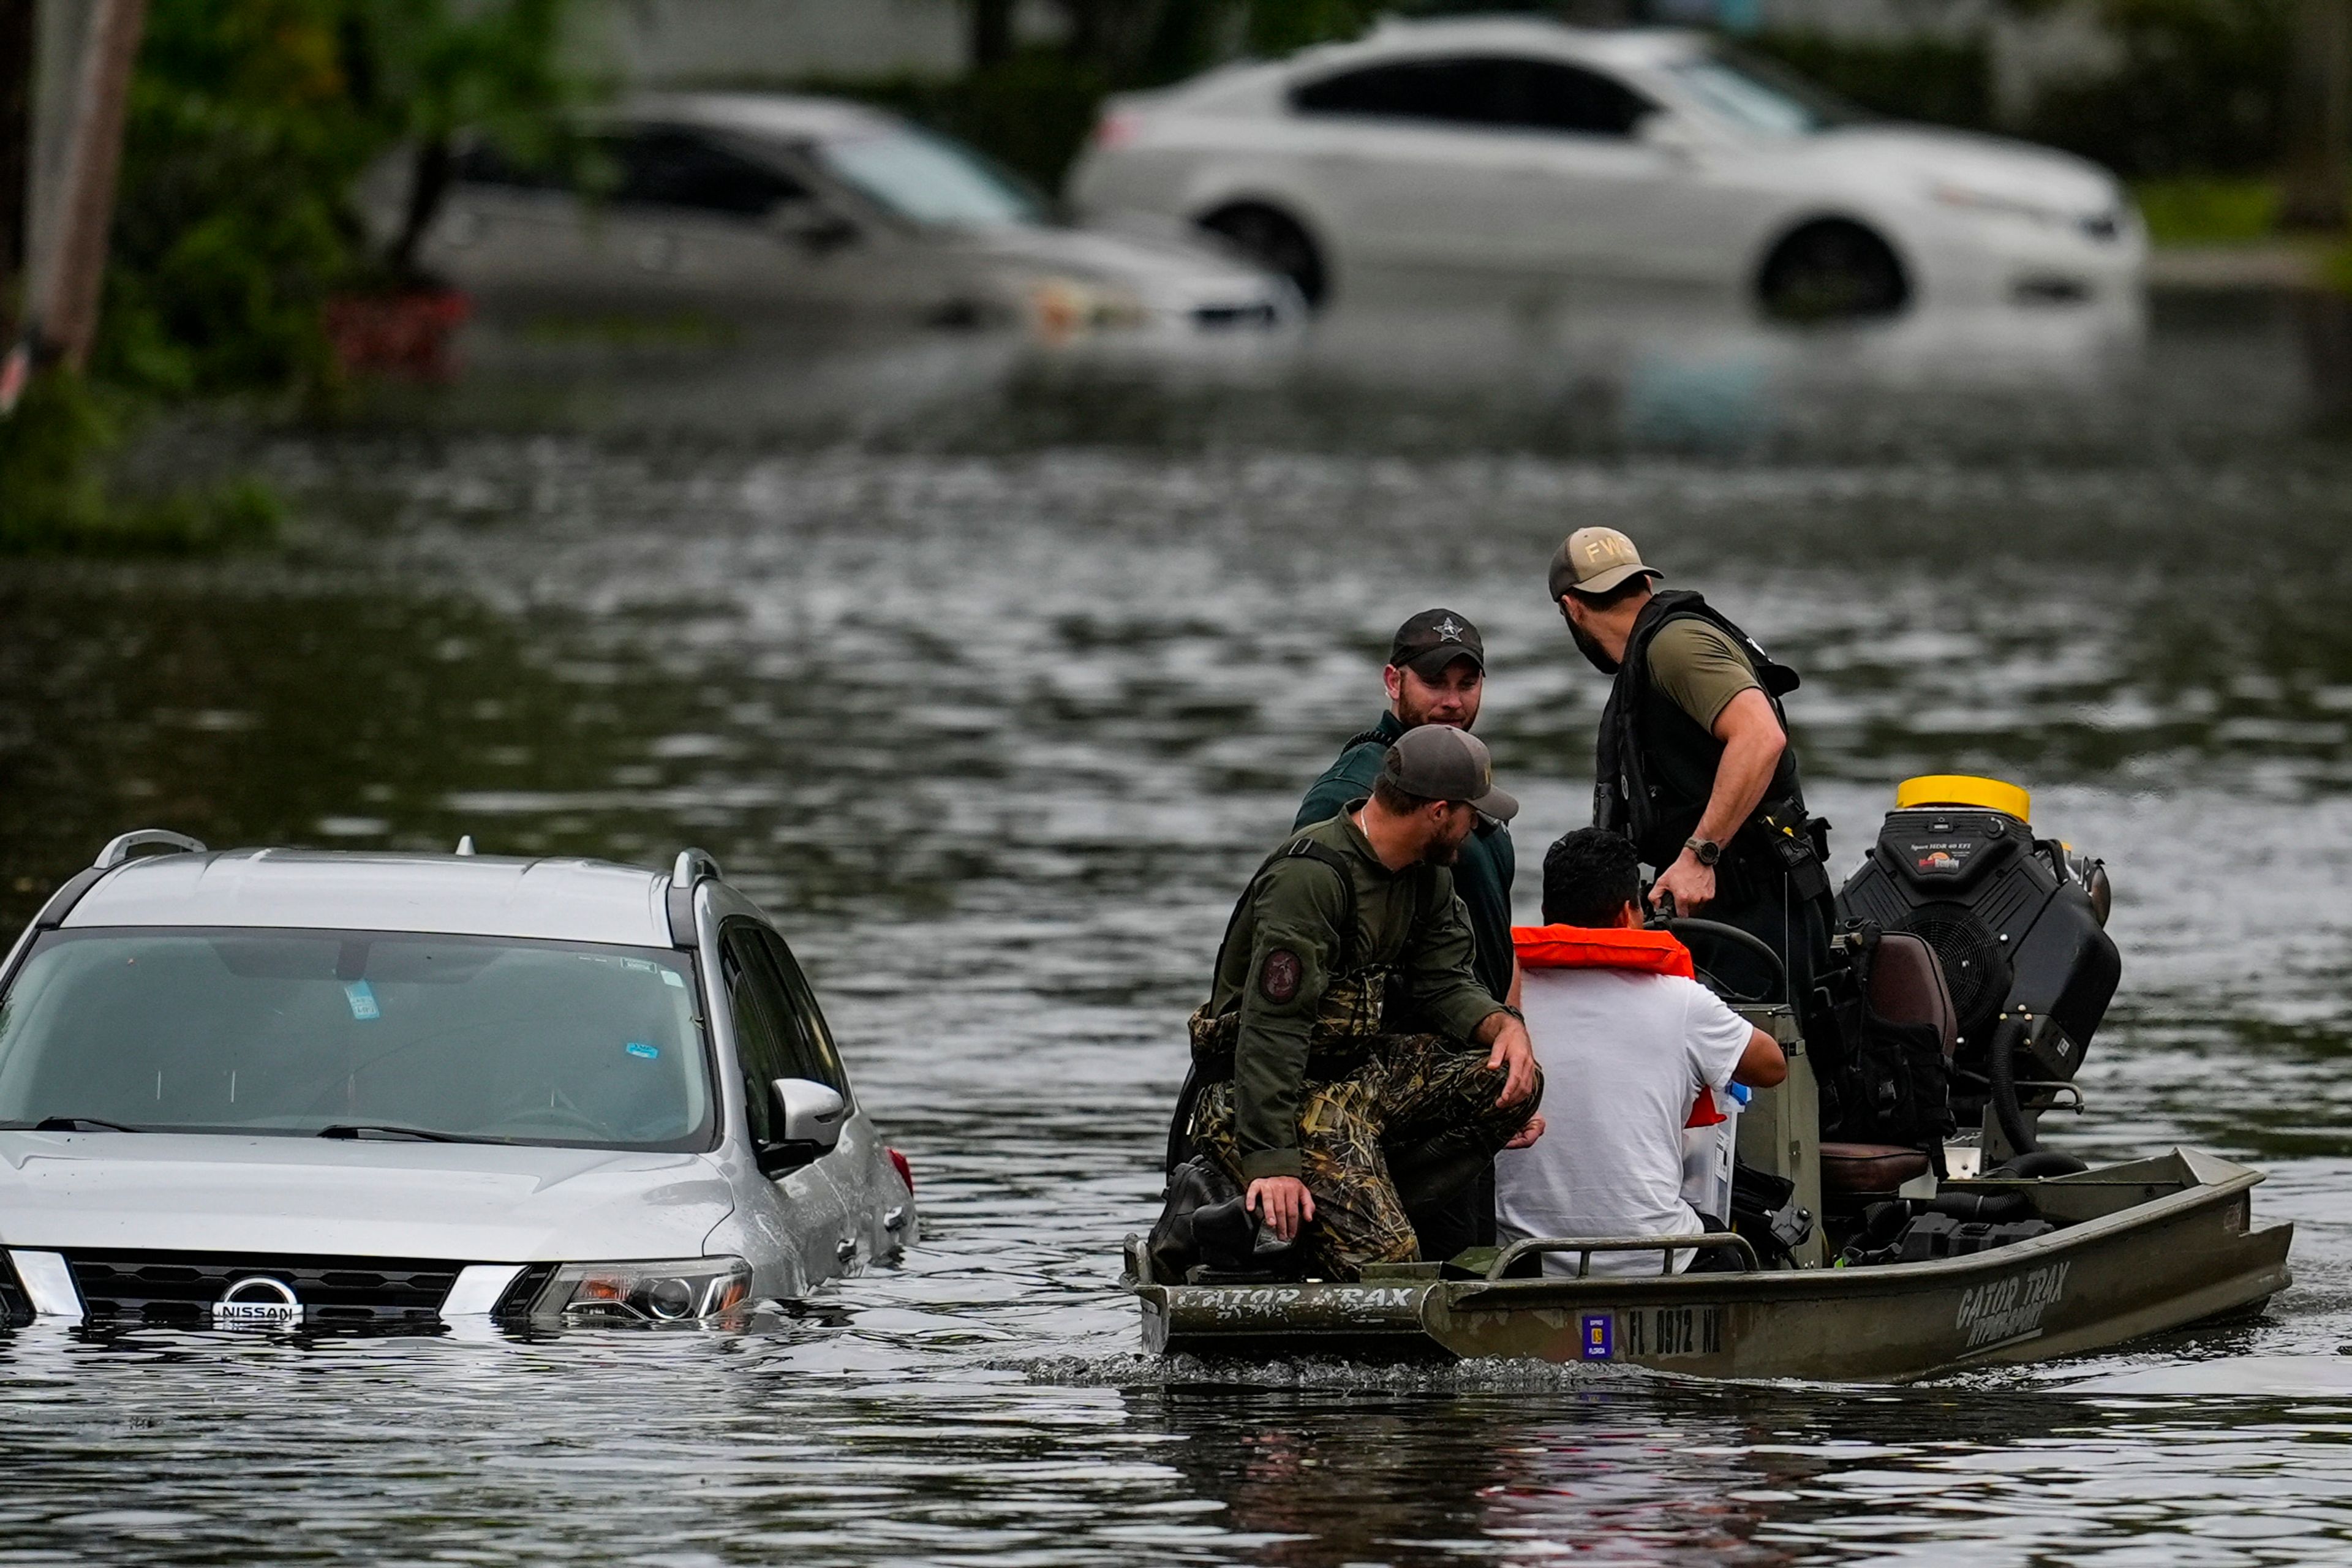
[1388,608,1485,679]
[1381,725,1519,823]
[1548,527,1662,601]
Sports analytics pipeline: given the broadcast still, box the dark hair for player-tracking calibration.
[1566,574,1653,611]
[1371,773,1438,814]
[1542,828,1642,927]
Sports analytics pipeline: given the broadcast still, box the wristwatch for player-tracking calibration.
[1684,837,1722,867]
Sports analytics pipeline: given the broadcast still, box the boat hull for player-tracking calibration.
[1134,1149,2292,1382]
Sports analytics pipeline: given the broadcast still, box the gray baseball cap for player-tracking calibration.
[1380,725,1520,823]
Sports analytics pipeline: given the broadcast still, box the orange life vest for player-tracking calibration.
[1510,924,1725,1128]
[1512,924,1695,979]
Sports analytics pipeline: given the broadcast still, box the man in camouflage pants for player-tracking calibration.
[1185,726,1546,1280]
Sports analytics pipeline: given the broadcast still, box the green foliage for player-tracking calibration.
[802,53,1109,199]
[0,374,111,548]
[814,1,1386,193]
[2025,0,2291,178]
[100,0,373,396]
[359,0,578,157]
[0,374,281,555]
[2131,176,2282,243]
[1245,0,1384,57]
[97,0,589,398]
[1743,31,1994,130]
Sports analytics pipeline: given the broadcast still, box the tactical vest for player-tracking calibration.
[1187,832,1435,1083]
[1594,589,1808,877]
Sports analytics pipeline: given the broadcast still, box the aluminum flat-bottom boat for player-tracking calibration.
[1123,1148,2290,1382]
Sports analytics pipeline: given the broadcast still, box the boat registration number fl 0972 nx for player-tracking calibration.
[1618,1304,1722,1359]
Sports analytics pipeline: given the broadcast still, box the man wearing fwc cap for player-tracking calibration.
[1178,726,1544,1281]
[1549,527,1836,1027]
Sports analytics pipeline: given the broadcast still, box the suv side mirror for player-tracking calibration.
[767,198,859,252]
[1637,112,1701,160]
[756,1077,845,1175]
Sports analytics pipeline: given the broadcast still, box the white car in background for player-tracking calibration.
[398,94,1299,345]
[1067,17,2144,322]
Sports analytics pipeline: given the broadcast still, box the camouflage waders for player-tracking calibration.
[1188,972,1540,1280]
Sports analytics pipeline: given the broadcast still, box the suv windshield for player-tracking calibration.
[1662,47,1868,136]
[815,127,1044,227]
[0,929,712,1151]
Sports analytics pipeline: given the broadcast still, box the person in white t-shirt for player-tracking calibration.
[1496,828,1786,1277]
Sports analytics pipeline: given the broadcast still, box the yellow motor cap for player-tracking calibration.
[1895,774,2031,821]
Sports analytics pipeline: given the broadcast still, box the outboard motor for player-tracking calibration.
[1837,775,2118,1155]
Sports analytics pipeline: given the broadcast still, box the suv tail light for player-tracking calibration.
[1092,110,1140,150]
[887,1147,914,1193]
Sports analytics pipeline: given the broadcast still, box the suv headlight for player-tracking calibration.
[533,1257,752,1324]
[1929,182,2070,228]
[1028,276,1151,339]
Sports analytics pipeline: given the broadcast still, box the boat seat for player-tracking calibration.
[1820,1142,1931,1194]
[1869,932,1959,1060]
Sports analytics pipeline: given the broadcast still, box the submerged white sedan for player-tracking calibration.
[1067,17,2143,321]
[396,93,1300,345]
[0,832,914,1331]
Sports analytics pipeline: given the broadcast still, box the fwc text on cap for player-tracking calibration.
[1548,527,1662,601]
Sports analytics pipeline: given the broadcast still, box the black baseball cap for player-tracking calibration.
[1389,609,1485,680]
[1381,725,1520,823]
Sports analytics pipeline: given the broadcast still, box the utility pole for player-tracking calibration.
[971,0,1014,69]
[0,0,32,344]
[2285,0,2352,230]
[4,0,143,407]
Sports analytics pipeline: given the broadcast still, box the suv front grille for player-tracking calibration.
[66,1251,460,1329]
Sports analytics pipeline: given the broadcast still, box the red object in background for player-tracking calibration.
[1091,109,1139,149]
[887,1147,914,1193]
[323,288,471,382]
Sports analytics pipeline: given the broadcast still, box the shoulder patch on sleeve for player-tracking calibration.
[1260,948,1303,1004]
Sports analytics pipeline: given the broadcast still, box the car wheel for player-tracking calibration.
[1757,219,1909,323]
[1196,204,1327,310]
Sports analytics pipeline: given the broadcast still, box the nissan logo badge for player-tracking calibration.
[212,1274,301,1327]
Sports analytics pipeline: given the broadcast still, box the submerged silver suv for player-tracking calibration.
[0,832,916,1331]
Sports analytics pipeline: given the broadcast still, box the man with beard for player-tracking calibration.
[1180,726,1544,1281]
[1294,609,1519,1257]
[1550,526,1836,1038]
[1296,609,1518,1006]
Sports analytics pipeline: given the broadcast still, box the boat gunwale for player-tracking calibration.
[1137,1148,2272,1318]
[1441,1150,2267,1310]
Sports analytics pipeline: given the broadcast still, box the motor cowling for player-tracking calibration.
[1836,776,2118,1092]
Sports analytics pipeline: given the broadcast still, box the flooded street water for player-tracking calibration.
[11,296,2352,1563]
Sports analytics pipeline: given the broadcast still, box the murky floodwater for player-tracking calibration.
[9,298,2352,1564]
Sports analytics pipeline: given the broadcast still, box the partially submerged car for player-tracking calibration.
[386,93,1300,346]
[0,832,914,1332]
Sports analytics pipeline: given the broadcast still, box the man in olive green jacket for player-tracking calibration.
[1186,726,1545,1280]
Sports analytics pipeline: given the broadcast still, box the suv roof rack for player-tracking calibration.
[2,830,211,977]
[667,848,723,948]
[94,829,206,870]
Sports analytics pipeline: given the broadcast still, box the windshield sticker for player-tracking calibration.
[661,970,685,988]
[344,980,380,1022]
[625,1042,660,1061]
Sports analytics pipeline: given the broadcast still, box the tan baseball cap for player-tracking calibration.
[1548,527,1661,601]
